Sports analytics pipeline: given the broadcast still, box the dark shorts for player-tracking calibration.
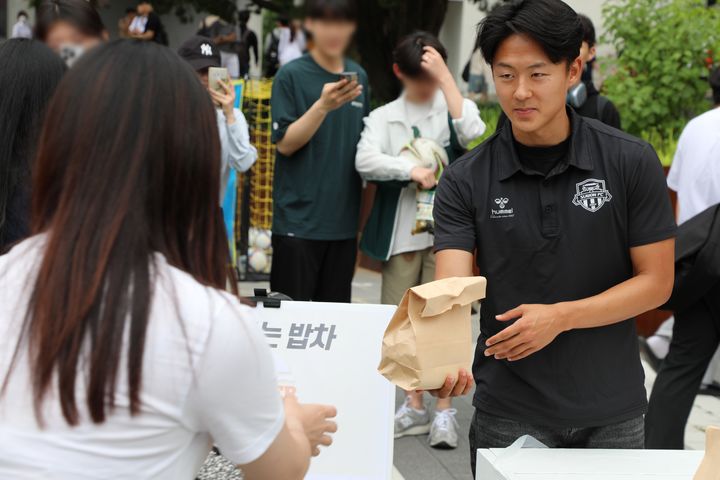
[270,235,356,302]
[469,409,644,477]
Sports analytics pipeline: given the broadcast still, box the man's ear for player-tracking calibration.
[569,56,583,85]
[392,63,404,81]
[303,18,313,34]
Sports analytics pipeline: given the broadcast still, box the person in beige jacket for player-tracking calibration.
[355,32,485,450]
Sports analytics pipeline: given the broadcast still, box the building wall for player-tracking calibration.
[93,0,264,77]
[4,0,30,39]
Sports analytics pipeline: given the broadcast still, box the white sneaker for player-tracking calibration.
[394,397,431,439]
[429,408,459,449]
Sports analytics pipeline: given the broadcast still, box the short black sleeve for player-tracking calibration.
[144,13,161,34]
[433,164,477,253]
[626,144,677,247]
[270,69,298,143]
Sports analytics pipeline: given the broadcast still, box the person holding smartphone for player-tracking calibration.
[270,0,368,302]
[178,36,257,203]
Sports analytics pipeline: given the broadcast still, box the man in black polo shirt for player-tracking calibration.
[429,0,676,474]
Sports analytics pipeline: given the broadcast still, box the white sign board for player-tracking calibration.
[258,301,396,480]
[477,447,704,480]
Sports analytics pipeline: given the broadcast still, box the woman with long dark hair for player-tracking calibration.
[0,39,66,253]
[36,0,108,61]
[0,40,335,479]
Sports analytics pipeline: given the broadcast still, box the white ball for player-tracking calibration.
[255,230,272,250]
[248,228,258,248]
[248,248,268,272]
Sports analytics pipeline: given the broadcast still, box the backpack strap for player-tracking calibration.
[447,114,466,163]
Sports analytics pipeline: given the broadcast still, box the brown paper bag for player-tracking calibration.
[378,276,487,391]
[694,425,720,480]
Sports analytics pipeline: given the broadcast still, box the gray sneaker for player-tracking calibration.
[394,397,431,439]
[429,408,459,449]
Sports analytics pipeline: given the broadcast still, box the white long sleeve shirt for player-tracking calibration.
[217,108,257,203]
[356,91,485,256]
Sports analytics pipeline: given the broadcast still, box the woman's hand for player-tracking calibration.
[283,392,338,457]
[208,79,237,124]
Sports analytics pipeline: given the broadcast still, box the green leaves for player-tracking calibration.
[602,0,720,143]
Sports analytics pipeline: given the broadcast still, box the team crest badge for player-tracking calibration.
[572,178,612,213]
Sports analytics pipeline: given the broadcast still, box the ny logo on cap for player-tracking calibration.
[200,43,213,56]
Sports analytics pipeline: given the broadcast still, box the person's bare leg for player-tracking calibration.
[407,390,425,409]
[436,397,452,410]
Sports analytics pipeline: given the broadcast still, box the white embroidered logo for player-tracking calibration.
[200,43,213,56]
[572,178,612,213]
[491,197,514,219]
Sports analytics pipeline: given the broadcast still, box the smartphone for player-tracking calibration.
[340,71,358,83]
[208,67,230,93]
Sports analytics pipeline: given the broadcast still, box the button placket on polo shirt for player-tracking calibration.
[540,179,559,238]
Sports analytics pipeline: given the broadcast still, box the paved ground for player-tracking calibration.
[240,267,720,480]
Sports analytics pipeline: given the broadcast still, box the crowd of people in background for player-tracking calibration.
[0,0,719,478]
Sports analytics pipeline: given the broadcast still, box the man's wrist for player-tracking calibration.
[313,99,330,116]
[438,71,456,90]
[224,109,236,124]
[555,301,577,332]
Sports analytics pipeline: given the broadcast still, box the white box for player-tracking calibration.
[476,448,704,480]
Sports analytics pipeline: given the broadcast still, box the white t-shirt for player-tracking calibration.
[0,236,284,480]
[667,107,720,225]
[391,100,435,256]
[278,27,306,66]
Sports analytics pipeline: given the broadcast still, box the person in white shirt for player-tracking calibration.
[178,36,257,203]
[0,40,335,480]
[11,11,33,39]
[278,18,306,66]
[355,32,485,450]
[642,68,720,391]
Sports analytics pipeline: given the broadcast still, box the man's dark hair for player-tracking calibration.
[710,67,720,105]
[477,0,583,66]
[17,10,28,18]
[577,13,596,47]
[36,0,106,42]
[125,7,137,14]
[238,10,250,25]
[393,31,447,78]
[305,0,357,21]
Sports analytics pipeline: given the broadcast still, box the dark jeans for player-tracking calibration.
[270,235,357,302]
[645,283,720,449]
[470,410,644,477]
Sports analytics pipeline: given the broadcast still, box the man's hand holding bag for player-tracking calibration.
[378,277,487,396]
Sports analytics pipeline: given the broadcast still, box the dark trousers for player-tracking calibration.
[645,283,720,449]
[470,410,644,477]
[270,235,357,302]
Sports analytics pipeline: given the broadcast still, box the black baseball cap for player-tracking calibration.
[178,35,220,71]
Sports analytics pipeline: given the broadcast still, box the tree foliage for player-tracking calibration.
[354,0,450,103]
[601,0,720,137]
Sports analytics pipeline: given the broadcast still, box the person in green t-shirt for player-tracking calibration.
[270,0,369,302]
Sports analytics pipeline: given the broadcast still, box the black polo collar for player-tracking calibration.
[496,109,594,181]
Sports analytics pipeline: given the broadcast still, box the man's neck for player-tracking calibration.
[512,108,571,147]
[404,90,435,105]
[310,49,344,74]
